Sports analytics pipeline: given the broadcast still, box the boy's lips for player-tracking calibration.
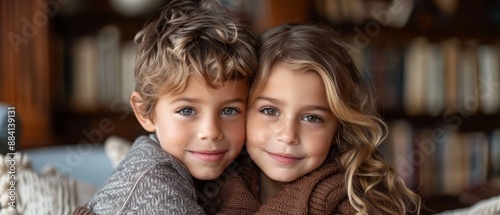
[190,150,227,162]
[267,152,303,165]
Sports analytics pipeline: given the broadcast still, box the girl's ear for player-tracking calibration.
[130,91,156,132]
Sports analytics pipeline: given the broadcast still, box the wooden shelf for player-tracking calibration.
[382,111,500,132]
[421,195,471,214]
[52,110,147,146]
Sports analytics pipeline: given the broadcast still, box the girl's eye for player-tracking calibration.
[221,108,240,115]
[260,107,279,116]
[302,115,323,123]
[176,108,196,116]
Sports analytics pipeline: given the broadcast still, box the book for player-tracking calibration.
[70,36,98,111]
[458,40,479,115]
[425,44,445,116]
[477,45,500,114]
[97,24,122,107]
[404,37,428,115]
[382,47,405,111]
[466,132,489,188]
[386,120,415,186]
[490,129,500,177]
[442,38,461,114]
[120,41,136,104]
[417,128,440,196]
[441,128,464,195]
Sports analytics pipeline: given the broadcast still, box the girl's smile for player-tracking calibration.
[266,151,304,165]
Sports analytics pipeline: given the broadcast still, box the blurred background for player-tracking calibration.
[1,0,500,213]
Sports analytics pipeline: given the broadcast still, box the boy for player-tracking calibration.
[78,0,257,214]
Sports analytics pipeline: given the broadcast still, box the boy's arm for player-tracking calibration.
[87,136,206,214]
[72,206,94,215]
[88,159,206,215]
[123,160,206,215]
[74,162,205,215]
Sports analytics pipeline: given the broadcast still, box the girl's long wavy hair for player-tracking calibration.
[250,24,421,215]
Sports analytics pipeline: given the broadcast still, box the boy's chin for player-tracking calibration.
[190,169,224,181]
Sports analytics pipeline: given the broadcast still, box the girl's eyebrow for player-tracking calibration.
[255,96,282,105]
[256,96,331,113]
[302,105,331,113]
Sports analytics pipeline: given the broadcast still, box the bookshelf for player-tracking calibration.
[233,0,500,211]
[310,0,500,212]
[1,0,164,149]
[48,0,164,146]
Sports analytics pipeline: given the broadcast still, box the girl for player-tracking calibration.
[216,24,421,215]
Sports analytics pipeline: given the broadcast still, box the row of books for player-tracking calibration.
[314,0,414,28]
[67,27,500,118]
[315,0,500,29]
[354,37,500,116]
[68,24,135,112]
[382,120,500,197]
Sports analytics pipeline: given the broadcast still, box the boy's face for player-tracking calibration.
[137,76,248,180]
[246,64,338,182]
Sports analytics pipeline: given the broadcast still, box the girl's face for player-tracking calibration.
[246,64,339,182]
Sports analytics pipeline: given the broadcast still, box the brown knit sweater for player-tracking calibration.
[215,157,357,215]
[73,157,358,215]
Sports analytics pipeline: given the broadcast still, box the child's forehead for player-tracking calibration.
[157,80,248,109]
[165,75,248,97]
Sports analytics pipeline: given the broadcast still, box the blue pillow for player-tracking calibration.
[23,144,114,187]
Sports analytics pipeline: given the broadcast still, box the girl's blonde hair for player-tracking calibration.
[251,24,421,215]
[133,0,258,118]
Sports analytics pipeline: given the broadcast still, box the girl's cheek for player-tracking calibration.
[256,128,271,145]
[248,122,271,147]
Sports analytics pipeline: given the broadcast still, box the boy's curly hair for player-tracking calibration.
[133,0,257,118]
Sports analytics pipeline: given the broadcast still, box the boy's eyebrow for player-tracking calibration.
[169,98,201,104]
[169,97,247,104]
[223,98,247,104]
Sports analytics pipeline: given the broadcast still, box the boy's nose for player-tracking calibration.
[198,117,224,142]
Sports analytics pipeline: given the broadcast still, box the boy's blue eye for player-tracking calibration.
[221,108,239,115]
[260,107,279,116]
[176,108,196,116]
[302,115,322,123]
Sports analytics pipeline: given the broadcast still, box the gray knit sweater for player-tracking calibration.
[87,135,205,215]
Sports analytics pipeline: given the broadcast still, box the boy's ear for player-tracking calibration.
[130,91,156,132]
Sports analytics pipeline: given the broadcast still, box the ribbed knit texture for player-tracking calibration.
[216,157,357,215]
[86,135,205,215]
